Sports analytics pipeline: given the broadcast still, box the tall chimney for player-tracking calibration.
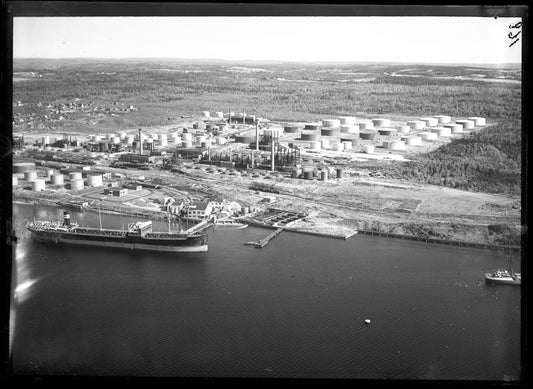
[138,128,143,155]
[229,109,231,125]
[271,136,275,172]
[255,120,259,151]
[243,110,246,125]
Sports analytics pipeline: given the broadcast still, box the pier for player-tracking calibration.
[357,230,521,252]
[183,219,213,234]
[249,227,284,248]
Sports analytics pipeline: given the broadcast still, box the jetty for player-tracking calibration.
[248,227,284,248]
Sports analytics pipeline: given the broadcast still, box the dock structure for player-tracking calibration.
[183,219,213,234]
[254,227,284,248]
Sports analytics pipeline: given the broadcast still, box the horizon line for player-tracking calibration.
[13,57,522,67]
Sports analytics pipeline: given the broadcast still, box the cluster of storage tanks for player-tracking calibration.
[90,128,227,152]
[291,166,344,181]
[277,115,486,154]
[13,162,106,192]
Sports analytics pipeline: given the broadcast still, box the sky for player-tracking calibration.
[13,16,522,64]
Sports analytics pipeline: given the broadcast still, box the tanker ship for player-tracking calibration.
[26,211,209,252]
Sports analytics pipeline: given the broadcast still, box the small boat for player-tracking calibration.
[485,269,521,285]
[485,253,521,285]
[364,319,371,325]
[215,219,248,229]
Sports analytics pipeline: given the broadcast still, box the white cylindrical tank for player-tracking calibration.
[70,178,84,190]
[468,117,486,126]
[398,126,410,134]
[112,136,121,144]
[182,140,193,148]
[202,111,210,117]
[69,171,82,180]
[444,123,464,134]
[419,132,438,141]
[431,127,452,137]
[383,140,405,150]
[321,139,330,149]
[94,135,102,142]
[87,174,103,187]
[125,135,135,145]
[403,136,422,146]
[160,138,168,147]
[338,116,357,125]
[183,133,193,141]
[408,120,425,130]
[372,118,391,127]
[31,179,46,192]
[145,138,154,144]
[119,132,127,140]
[311,141,321,151]
[342,141,353,150]
[358,121,374,130]
[41,136,50,145]
[340,124,359,134]
[215,111,224,118]
[420,117,438,127]
[51,174,64,185]
[434,115,451,124]
[12,175,18,186]
[46,169,54,177]
[24,171,37,181]
[363,145,375,154]
[455,120,475,130]
[322,119,340,128]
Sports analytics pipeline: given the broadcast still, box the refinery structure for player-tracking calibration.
[12,107,503,244]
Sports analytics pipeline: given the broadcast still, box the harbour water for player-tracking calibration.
[10,203,521,380]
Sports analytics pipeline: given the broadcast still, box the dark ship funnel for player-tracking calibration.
[63,211,71,226]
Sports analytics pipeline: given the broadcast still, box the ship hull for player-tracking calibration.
[485,274,521,285]
[30,230,208,252]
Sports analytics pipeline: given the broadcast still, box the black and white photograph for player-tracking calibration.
[3,3,526,383]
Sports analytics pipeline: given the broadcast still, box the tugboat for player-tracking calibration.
[485,254,521,285]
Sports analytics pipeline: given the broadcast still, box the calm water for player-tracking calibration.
[10,204,521,380]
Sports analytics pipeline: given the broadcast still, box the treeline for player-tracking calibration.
[14,66,521,122]
[380,122,522,195]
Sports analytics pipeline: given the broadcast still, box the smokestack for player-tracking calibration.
[271,136,275,172]
[243,111,246,125]
[138,128,143,155]
[63,211,71,227]
[229,109,231,125]
[255,120,259,151]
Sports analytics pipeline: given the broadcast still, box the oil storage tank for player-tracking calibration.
[372,118,391,127]
[468,117,486,126]
[434,115,451,124]
[431,127,451,137]
[70,178,84,190]
[322,119,340,128]
[31,179,46,192]
[407,120,425,130]
[69,171,82,181]
[377,128,397,136]
[455,119,475,130]
[51,174,64,185]
[338,116,356,125]
[358,121,374,130]
[444,123,463,134]
[420,117,438,127]
[340,124,359,134]
[87,174,103,187]
[24,171,37,181]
